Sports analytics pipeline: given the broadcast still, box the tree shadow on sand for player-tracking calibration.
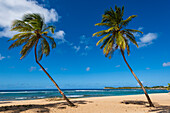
[0,102,11,104]
[121,100,170,113]
[0,100,93,113]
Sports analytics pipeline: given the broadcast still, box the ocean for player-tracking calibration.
[0,89,168,101]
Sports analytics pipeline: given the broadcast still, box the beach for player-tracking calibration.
[0,93,170,113]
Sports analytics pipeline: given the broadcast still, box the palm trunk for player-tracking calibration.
[120,49,154,107]
[34,40,75,106]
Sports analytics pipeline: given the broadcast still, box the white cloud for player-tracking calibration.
[85,46,90,50]
[140,33,157,43]
[53,30,66,42]
[0,54,5,60]
[138,27,143,31]
[39,68,48,71]
[61,68,68,71]
[81,52,88,56]
[138,33,158,47]
[146,67,150,70]
[0,0,59,38]
[137,81,144,86]
[86,67,90,71]
[163,62,170,67]
[80,35,91,45]
[73,46,80,52]
[29,66,36,72]
[133,27,143,37]
[115,65,120,68]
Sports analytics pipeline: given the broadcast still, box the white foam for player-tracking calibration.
[66,95,84,98]
[15,97,28,99]
[75,90,102,92]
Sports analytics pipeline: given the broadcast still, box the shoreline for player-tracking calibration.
[0,92,168,102]
[0,93,170,113]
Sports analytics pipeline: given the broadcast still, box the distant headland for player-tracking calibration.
[104,86,168,90]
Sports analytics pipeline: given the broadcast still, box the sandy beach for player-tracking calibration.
[0,93,170,113]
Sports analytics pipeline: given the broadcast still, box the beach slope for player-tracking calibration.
[0,93,170,113]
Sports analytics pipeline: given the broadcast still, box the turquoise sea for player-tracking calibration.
[0,89,168,101]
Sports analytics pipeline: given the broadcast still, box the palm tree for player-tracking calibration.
[8,13,75,106]
[93,6,154,107]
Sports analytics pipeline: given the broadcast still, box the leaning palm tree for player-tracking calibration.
[8,13,75,106]
[93,6,154,107]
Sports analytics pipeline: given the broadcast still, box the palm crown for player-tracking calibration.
[9,13,56,61]
[93,5,143,59]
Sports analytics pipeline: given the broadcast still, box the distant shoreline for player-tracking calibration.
[104,86,168,90]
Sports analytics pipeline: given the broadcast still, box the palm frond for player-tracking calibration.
[20,36,37,59]
[9,37,30,49]
[93,5,142,58]
[37,40,44,61]
[43,26,55,34]
[42,38,50,56]
[44,35,56,49]
[120,15,137,27]
[96,34,110,46]
[11,20,33,32]
[9,33,35,41]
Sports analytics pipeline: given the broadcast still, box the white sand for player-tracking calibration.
[0,93,170,113]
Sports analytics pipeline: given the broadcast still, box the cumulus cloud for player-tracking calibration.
[146,67,150,70]
[138,33,158,47]
[39,68,48,71]
[115,65,120,68]
[163,62,170,67]
[29,66,36,72]
[73,46,80,52]
[80,35,91,44]
[60,68,68,71]
[0,0,59,38]
[86,67,90,71]
[53,30,66,42]
[133,27,143,37]
[0,54,5,60]
[137,81,144,86]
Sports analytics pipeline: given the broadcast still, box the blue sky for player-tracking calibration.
[0,0,170,89]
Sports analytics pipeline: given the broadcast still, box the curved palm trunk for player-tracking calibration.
[34,40,75,106]
[120,49,154,107]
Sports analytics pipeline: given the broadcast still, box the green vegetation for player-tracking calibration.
[93,5,154,107]
[8,13,75,106]
[104,86,168,89]
[167,83,170,91]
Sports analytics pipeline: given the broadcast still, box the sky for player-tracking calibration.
[0,0,170,89]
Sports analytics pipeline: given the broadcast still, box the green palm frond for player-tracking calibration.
[96,34,110,46]
[120,15,137,27]
[93,27,115,37]
[23,13,44,30]
[37,40,44,61]
[42,38,50,56]
[45,35,56,48]
[20,36,37,59]
[93,5,142,58]
[9,37,30,49]
[9,13,56,60]
[9,33,35,41]
[124,29,143,34]
[11,20,33,32]
[43,26,55,34]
